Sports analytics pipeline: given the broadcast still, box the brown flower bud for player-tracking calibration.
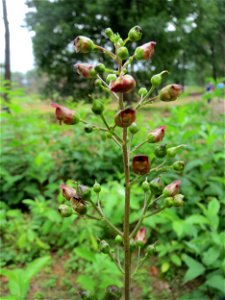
[74,63,93,78]
[132,155,150,175]
[159,84,183,102]
[59,184,77,200]
[74,36,95,53]
[148,126,166,143]
[134,42,156,60]
[114,108,136,128]
[51,103,80,125]
[110,75,136,93]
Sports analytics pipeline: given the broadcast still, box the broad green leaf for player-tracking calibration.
[207,198,220,215]
[74,247,96,262]
[161,262,170,273]
[205,275,225,293]
[25,256,51,281]
[172,220,184,238]
[182,255,205,283]
[202,247,220,266]
[170,254,182,266]
[186,214,209,225]
[76,275,96,293]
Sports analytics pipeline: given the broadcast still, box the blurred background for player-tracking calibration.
[1,0,225,299]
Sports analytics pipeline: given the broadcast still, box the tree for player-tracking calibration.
[25,0,224,98]
[2,0,11,101]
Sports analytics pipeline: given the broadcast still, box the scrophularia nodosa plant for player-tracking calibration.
[52,25,185,300]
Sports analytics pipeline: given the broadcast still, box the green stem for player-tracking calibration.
[95,45,116,60]
[131,138,149,153]
[143,206,167,219]
[132,246,141,276]
[89,199,123,236]
[96,74,119,101]
[108,251,124,274]
[100,113,123,144]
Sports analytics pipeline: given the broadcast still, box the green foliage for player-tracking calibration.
[0,256,51,300]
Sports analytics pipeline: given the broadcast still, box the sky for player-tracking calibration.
[1,0,34,73]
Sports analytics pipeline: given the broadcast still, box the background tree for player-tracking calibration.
[25,0,225,99]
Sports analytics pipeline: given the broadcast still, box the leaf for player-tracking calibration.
[202,247,220,266]
[172,220,184,238]
[186,214,209,225]
[161,262,170,273]
[170,254,182,266]
[207,198,220,216]
[76,275,96,293]
[182,254,205,283]
[205,275,225,293]
[25,256,51,281]
[74,247,96,262]
[184,160,202,172]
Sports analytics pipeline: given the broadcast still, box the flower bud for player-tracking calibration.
[104,285,122,300]
[172,161,185,171]
[129,122,139,134]
[167,145,183,157]
[105,28,114,39]
[159,84,183,102]
[60,184,77,200]
[142,179,150,192]
[165,197,175,207]
[130,239,136,251]
[134,42,156,60]
[84,124,94,133]
[163,180,181,197]
[93,181,101,193]
[148,126,166,143]
[51,103,80,125]
[173,194,184,207]
[138,87,148,97]
[92,100,104,115]
[94,63,106,74]
[100,240,110,254]
[74,202,87,215]
[154,144,167,158]
[135,227,147,247]
[132,155,150,175]
[114,108,136,128]
[145,244,156,256]
[128,26,143,42]
[151,71,168,87]
[95,79,102,87]
[106,74,117,84]
[58,204,73,217]
[74,63,94,78]
[116,46,129,60]
[149,177,164,195]
[114,235,123,245]
[74,36,95,53]
[110,75,136,93]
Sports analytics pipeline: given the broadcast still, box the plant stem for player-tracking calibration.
[131,138,149,153]
[100,113,123,144]
[95,45,116,60]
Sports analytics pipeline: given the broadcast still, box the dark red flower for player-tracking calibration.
[148,126,166,143]
[74,63,93,78]
[110,75,136,93]
[132,155,150,175]
[59,184,77,201]
[114,108,136,128]
[51,103,79,125]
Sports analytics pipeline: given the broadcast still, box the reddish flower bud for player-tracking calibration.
[134,42,156,60]
[110,75,136,93]
[74,36,95,53]
[159,84,183,102]
[163,180,181,197]
[51,103,80,125]
[74,63,93,78]
[114,108,136,128]
[135,227,147,246]
[132,155,150,175]
[60,184,77,200]
[148,126,166,143]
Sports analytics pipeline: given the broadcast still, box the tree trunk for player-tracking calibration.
[2,0,11,102]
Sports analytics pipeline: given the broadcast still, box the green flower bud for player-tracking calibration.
[142,179,150,192]
[93,181,101,193]
[74,36,95,53]
[173,194,184,207]
[159,84,183,102]
[74,202,87,215]
[95,79,102,87]
[105,28,114,39]
[149,177,164,195]
[129,122,139,134]
[89,68,97,77]
[78,185,91,201]
[151,71,168,87]
[106,74,117,84]
[154,144,167,158]
[165,197,175,207]
[116,47,129,60]
[100,240,110,254]
[92,100,104,115]
[104,285,122,300]
[128,26,143,42]
[138,87,148,97]
[172,161,185,171]
[167,145,183,157]
[145,244,156,256]
[94,63,106,74]
[84,124,93,133]
[114,235,123,245]
[58,204,73,217]
[105,132,113,139]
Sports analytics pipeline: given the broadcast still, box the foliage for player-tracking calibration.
[25,0,225,97]
[0,256,51,300]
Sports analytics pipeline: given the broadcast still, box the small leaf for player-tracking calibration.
[205,274,225,293]
[74,247,96,262]
[202,247,220,266]
[161,262,170,273]
[170,254,182,266]
[25,256,51,281]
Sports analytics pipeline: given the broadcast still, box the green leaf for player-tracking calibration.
[205,275,225,293]
[202,247,220,266]
[76,275,96,293]
[186,214,209,225]
[208,198,220,215]
[161,262,170,273]
[172,220,184,238]
[74,247,96,262]
[170,254,182,266]
[182,254,205,283]
[25,256,51,281]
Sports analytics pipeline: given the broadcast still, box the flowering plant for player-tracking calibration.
[52,26,185,299]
